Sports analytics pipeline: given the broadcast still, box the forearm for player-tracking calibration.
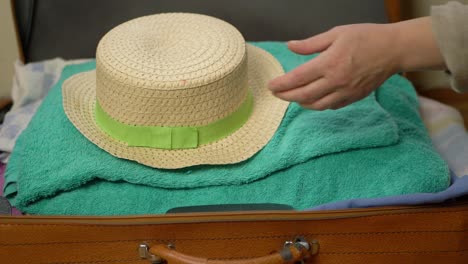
[390,17,446,72]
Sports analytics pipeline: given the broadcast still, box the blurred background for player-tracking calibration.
[1,0,20,98]
[1,0,467,99]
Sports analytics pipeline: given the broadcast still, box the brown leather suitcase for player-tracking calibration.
[1,202,468,263]
[2,1,468,263]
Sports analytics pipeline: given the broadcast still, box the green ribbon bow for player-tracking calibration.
[95,93,253,149]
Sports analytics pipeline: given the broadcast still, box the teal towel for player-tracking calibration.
[4,42,449,215]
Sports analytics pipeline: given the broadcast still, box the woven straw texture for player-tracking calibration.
[62,13,289,169]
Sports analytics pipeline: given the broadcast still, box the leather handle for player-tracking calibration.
[146,239,316,264]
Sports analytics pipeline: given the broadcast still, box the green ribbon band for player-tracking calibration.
[95,93,253,149]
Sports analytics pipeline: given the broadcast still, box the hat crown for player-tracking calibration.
[95,13,247,126]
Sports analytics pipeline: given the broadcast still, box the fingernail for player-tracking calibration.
[288,40,300,45]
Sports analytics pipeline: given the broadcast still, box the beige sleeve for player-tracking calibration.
[431,1,468,93]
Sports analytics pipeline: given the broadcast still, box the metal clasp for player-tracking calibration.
[284,236,319,255]
[138,243,164,264]
[283,236,320,263]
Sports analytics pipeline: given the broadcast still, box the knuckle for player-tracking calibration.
[295,89,312,103]
[323,56,340,72]
[290,69,308,86]
[330,26,343,33]
[336,76,351,87]
[288,70,300,81]
[330,25,351,34]
[329,73,351,87]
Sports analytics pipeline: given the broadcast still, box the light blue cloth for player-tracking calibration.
[310,172,468,210]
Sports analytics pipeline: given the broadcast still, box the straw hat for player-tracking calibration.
[62,13,289,169]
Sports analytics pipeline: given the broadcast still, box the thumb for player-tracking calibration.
[288,30,337,55]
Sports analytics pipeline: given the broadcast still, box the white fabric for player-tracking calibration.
[0,58,91,162]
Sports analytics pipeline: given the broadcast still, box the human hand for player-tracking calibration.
[268,23,400,110]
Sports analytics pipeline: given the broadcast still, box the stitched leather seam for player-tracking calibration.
[208,250,468,259]
[2,208,468,228]
[32,250,468,264]
[320,249,468,255]
[1,229,468,246]
[40,259,145,264]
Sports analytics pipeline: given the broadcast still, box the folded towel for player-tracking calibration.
[0,59,91,163]
[4,42,449,215]
[312,96,468,210]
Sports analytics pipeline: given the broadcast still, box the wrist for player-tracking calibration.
[390,17,446,72]
[382,23,405,74]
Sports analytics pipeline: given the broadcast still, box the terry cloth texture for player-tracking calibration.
[4,42,449,215]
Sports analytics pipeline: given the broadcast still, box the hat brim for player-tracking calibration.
[62,44,289,169]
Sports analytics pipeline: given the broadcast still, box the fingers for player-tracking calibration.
[300,92,351,111]
[288,30,337,55]
[274,78,333,103]
[328,97,351,110]
[268,55,325,93]
[269,30,338,93]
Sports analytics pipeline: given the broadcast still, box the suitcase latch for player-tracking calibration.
[138,243,165,264]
